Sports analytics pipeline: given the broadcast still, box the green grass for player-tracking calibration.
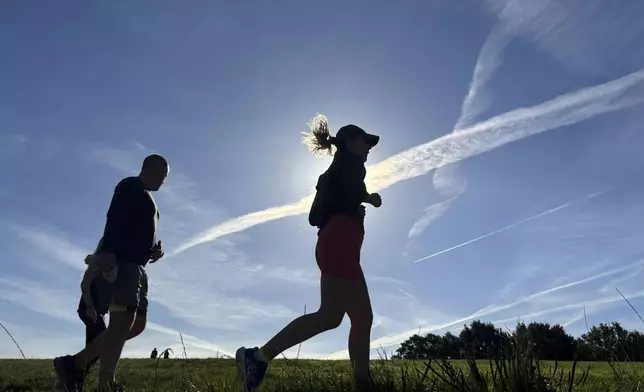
[2,358,644,392]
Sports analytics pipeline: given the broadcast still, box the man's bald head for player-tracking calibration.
[140,154,169,191]
[142,154,167,171]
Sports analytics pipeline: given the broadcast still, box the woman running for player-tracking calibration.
[236,114,382,391]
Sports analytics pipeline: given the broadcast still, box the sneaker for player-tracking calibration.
[53,356,83,392]
[235,347,268,392]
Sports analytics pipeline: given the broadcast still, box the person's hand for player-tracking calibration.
[85,306,97,323]
[150,241,164,263]
[367,193,382,208]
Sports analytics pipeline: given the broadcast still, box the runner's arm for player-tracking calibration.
[80,265,100,309]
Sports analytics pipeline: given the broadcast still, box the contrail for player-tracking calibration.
[454,24,514,131]
[408,25,513,238]
[172,67,644,255]
[412,187,615,264]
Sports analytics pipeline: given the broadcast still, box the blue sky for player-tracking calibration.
[2,0,644,359]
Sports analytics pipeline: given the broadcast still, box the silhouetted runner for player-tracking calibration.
[54,154,168,392]
[236,115,382,391]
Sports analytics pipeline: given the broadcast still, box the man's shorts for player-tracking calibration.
[109,261,148,314]
[315,214,365,282]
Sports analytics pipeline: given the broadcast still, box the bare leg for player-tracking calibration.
[96,310,136,387]
[345,272,373,386]
[261,275,348,361]
[73,331,108,370]
[73,312,144,370]
[127,312,147,339]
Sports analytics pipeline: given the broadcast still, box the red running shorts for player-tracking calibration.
[315,214,365,282]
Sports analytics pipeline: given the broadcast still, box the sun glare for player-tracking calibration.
[287,152,332,199]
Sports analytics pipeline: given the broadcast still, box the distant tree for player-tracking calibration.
[459,320,508,359]
[394,318,644,362]
[580,322,632,361]
[519,322,576,360]
[547,323,576,361]
[394,334,433,360]
[439,332,461,359]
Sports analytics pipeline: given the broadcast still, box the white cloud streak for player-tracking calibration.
[454,24,514,131]
[0,276,79,323]
[174,66,644,255]
[6,224,88,271]
[412,187,615,263]
[490,290,644,328]
[407,166,467,238]
[487,0,644,76]
[406,15,518,239]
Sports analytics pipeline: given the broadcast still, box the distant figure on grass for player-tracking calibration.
[163,350,170,359]
[54,154,169,392]
[236,115,382,391]
[150,348,158,359]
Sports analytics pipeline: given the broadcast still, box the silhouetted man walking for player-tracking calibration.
[54,154,169,391]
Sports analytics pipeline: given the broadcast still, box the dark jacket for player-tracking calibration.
[101,177,159,266]
[308,150,369,231]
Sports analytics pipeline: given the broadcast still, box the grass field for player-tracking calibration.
[2,358,644,392]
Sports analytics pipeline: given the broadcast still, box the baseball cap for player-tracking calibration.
[335,124,380,148]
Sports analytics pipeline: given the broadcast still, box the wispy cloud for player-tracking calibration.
[398,288,416,302]
[6,224,89,271]
[454,24,514,131]
[599,265,644,294]
[0,275,235,358]
[175,67,644,255]
[406,15,517,239]
[407,166,467,239]
[0,320,79,359]
[85,142,226,230]
[147,270,298,331]
[327,293,644,360]
[490,289,644,328]
[487,0,644,76]
[412,187,615,263]
[143,322,233,357]
[0,276,79,323]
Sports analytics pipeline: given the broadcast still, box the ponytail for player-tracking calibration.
[302,113,336,156]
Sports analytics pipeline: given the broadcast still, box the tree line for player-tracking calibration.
[393,320,644,361]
